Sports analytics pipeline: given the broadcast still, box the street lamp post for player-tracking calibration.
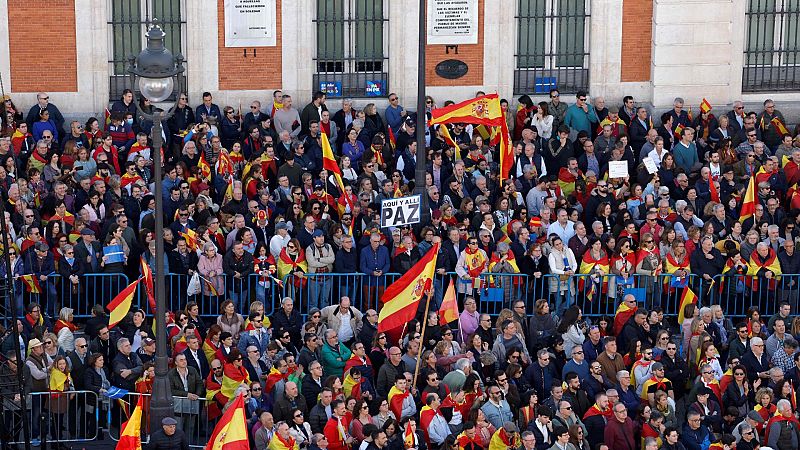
[413,0,429,222]
[127,20,185,432]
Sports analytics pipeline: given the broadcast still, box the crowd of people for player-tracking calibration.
[1,86,800,450]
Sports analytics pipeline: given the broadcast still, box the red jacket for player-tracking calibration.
[604,417,636,450]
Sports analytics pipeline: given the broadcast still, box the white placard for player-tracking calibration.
[642,157,658,174]
[224,0,277,47]
[427,0,479,45]
[380,195,422,228]
[608,161,629,179]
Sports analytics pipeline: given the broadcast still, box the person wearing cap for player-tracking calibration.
[307,228,336,310]
[148,416,189,449]
[25,337,48,440]
[732,410,764,444]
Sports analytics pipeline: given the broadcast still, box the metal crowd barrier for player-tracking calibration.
[31,271,800,322]
[6,390,99,445]
[107,392,211,449]
[48,273,130,318]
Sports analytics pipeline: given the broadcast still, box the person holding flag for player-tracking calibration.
[323,399,354,450]
[756,99,787,152]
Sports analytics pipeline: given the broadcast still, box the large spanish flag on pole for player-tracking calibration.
[739,175,757,223]
[116,395,144,450]
[206,392,249,450]
[107,278,143,329]
[429,94,504,127]
[378,243,440,333]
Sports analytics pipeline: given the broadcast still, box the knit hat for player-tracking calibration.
[529,217,542,228]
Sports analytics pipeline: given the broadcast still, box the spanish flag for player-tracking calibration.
[107,278,143,329]
[20,274,42,294]
[116,395,144,450]
[439,124,460,160]
[322,132,353,212]
[378,243,440,333]
[387,127,397,153]
[216,151,234,178]
[498,110,514,181]
[557,167,583,197]
[202,276,221,297]
[387,385,411,420]
[700,98,712,114]
[677,285,698,325]
[276,248,308,280]
[488,426,520,450]
[674,123,685,139]
[438,279,459,324]
[739,175,757,223]
[772,117,790,137]
[709,176,720,203]
[746,247,782,291]
[180,228,199,251]
[429,94,505,127]
[613,301,637,336]
[220,363,250,404]
[343,372,364,399]
[139,256,155,313]
[206,392,249,450]
[198,153,211,180]
[403,421,417,449]
[639,375,671,400]
[268,430,299,450]
[49,368,71,399]
[264,366,289,393]
[719,367,734,393]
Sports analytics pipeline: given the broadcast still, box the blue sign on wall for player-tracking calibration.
[366,80,385,97]
[319,81,342,98]
[534,77,557,94]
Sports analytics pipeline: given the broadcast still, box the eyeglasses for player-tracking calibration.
[252,387,262,391]
[45,341,53,345]
[212,367,223,371]
[294,413,304,418]
[389,97,398,101]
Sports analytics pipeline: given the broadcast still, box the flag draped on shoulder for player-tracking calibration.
[206,393,249,450]
[613,301,637,336]
[378,243,440,333]
[107,278,143,329]
[115,395,144,450]
[387,385,411,420]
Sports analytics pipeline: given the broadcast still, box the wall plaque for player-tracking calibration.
[435,59,469,79]
[224,0,277,47]
[427,0,479,45]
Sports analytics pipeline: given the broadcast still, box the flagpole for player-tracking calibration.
[412,288,434,389]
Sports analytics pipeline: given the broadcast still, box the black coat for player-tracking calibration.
[272,308,303,347]
[741,350,770,381]
[145,429,190,450]
[84,367,106,406]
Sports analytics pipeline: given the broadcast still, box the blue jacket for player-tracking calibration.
[680,423,711,450]
[385,105,404,134]
[238,328,270,355]
[195,103,222,124]
[359,245,390,281]
[563,104,599,134]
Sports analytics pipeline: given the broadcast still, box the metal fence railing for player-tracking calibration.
[107,393,211,449]
[6,390,99,445]
[13,271,800,322]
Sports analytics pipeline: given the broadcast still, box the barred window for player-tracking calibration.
[514,0,590,95]
[743,0,800,92]
[108,0,186,100]
[314,0,389,98]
